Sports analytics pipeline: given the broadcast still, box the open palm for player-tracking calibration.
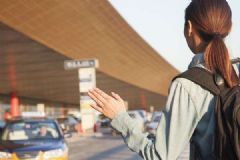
[88,88,126,119]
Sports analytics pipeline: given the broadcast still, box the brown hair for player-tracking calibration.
[185,0,239,87]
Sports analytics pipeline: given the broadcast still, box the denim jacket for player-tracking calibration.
[111,53,240,160]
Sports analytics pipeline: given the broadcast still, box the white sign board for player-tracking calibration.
[64,59,99,132]
[64,59,99,70]
[79,68,96,93]
[78,65,97,131]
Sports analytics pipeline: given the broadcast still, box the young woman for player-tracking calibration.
[88,0,240,159]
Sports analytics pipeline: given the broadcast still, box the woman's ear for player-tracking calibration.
[187,20,193,37]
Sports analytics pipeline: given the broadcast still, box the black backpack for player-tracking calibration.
[174,67,240,160]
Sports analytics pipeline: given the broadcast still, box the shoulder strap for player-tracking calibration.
[173,67,220,95]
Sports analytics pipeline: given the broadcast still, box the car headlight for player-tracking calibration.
[44,149,67,159]
[0,151,12,158]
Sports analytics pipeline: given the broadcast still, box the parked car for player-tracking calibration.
[151,111,162,122]
[67,111,81,121]
[67,114,81,124]
[96,114,110,128]
[0,120,5,136]
[57,115,80,133]
[0,120,5,128]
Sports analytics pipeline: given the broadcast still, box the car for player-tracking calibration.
[0,117,69,160]
[68,114,81,123]
[0,120,5,129]
[0,120,5,135]
[67,111,81,121]
[96,114,110,128]
[151,111,162,122]
[57,115,80,133]
[145,112,162,135]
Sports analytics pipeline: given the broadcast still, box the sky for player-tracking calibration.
[109,0,240,72]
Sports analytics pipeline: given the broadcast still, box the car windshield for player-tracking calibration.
[1,121,60,141]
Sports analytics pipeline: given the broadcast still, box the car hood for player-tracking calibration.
[0,139,65,152]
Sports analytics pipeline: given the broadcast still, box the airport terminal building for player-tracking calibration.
[0,1,178,130]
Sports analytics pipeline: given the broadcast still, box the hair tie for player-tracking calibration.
[212,32,222,39]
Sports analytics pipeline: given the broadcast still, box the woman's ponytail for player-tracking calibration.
[185,0,239,88]
[204,35,238,87]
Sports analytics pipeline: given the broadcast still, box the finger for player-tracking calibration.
[88,92,104,107]
[90,104,103,113]
[111,92,123,101]
[90,90,107,104]
[94,88,112,99]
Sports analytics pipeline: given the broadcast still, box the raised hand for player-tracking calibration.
[88,88,126,119]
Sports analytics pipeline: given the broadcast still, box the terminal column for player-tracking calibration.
[10,92,20,117]
[140,91,147,111]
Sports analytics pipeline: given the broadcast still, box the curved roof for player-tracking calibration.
[0,23,167,109]
[0,0,178,96]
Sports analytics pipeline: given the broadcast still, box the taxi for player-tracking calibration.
[0,113,69,160]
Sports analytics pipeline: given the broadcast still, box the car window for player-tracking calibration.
[67,117,78,124]
[1,121,60,141]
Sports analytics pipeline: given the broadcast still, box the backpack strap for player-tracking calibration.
[173,67,220,95]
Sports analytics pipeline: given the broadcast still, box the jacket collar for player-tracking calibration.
[188,53,205,69]
[188,53,239,77]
